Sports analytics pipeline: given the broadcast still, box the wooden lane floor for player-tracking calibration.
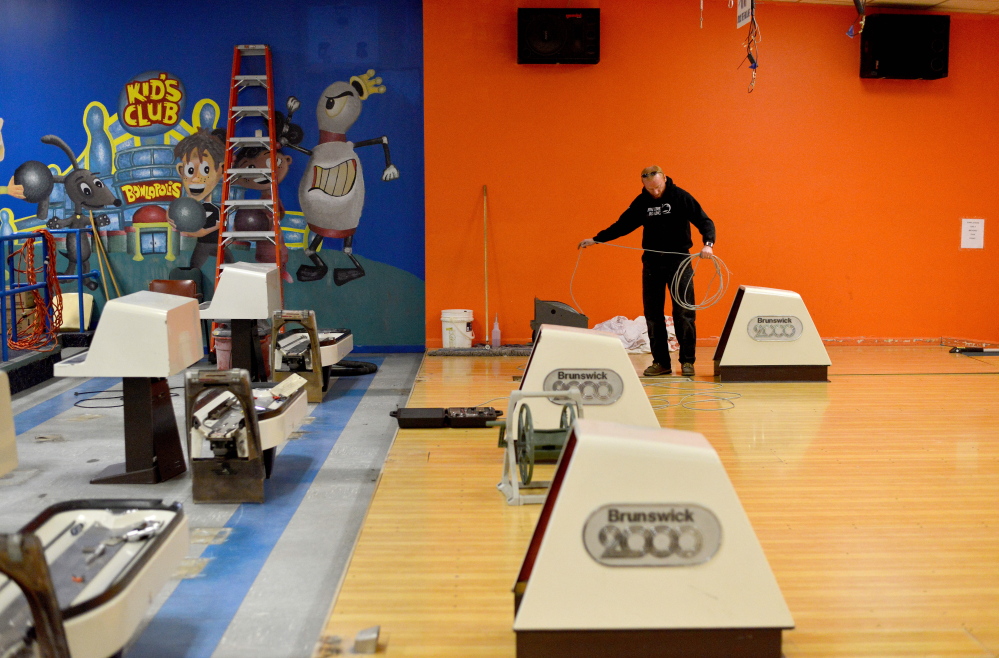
[315,346,999,657]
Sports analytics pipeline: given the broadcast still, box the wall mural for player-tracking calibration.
[0,0,425,350]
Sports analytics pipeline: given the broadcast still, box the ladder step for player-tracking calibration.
[227,168,273,176]
[223,199,274,208]
[234,75,268,85]
[236,45,268,54]
[228,136,272,147]
[232,106,271,116]
[222,231,278,240]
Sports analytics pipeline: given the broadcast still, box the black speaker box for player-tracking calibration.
[860,14,949,80]
[518,8,599,64]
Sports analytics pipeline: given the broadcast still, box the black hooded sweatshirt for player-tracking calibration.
[592,176,716,267]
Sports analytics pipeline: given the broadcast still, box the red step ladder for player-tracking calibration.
[214,44,284,306]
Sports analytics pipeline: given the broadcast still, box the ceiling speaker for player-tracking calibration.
[518,8,600,65]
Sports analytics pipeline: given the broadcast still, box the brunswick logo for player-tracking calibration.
[583,503,722,567]
[543,368,623,405]
[747,315,803,342]
[118,71,186,137]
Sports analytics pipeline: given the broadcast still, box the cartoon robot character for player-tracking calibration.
[15,135,121,289]
[287,70,399,285]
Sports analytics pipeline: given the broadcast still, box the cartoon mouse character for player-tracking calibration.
[15,135,121,289]
[286,70,399,285]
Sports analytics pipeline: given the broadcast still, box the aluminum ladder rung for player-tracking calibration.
[223,199,274,208]
[222,231,277,240]
[231,106,270,116]
[234,75,268,86]
[226,168,273,176]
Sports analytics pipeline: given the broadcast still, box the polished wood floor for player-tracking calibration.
[315,346,999,657]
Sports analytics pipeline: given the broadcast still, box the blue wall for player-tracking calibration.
[0,0,425,349]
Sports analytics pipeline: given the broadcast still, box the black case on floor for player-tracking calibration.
[390,408,447,428]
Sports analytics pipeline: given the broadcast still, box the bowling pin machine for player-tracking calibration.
[713,285,831,382]
[53,290,203,485]
[270,309,354,403]
[185,369,308,504]
[499,324,660,505]
[0,499,189,658]
[513,418,793,658]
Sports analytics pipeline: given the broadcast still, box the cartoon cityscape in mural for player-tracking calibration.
[0,67,397,292]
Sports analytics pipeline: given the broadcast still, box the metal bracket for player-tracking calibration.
[185,369,266,503]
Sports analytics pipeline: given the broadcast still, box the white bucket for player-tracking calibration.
[441,309,474,348]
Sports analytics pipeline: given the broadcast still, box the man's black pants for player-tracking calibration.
[642,258,696,368]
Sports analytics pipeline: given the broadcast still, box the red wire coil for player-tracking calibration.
[6,230,63,352]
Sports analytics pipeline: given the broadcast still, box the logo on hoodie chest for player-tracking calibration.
[647,203,672,217]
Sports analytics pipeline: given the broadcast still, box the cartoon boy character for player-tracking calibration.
[0,118,25,199]
[170,128,231,269]
[233,145,293,282]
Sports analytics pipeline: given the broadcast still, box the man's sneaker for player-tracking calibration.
[681,363,695,377]
[643,362,671,377]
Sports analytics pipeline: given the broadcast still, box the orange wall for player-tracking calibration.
[424,0,999,348]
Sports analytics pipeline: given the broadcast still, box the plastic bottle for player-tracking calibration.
[491,315,501,348]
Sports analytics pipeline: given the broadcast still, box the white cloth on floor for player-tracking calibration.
[592,315,676,354]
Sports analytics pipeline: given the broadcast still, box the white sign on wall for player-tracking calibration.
[737,0,754,28]
[961,218,985,249]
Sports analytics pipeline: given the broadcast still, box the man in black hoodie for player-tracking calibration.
[579,165,716,377]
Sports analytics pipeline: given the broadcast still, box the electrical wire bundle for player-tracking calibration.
[643,379,742,411]
[741,3,762,93]
[6,230,62,352]
[570,242,731,317]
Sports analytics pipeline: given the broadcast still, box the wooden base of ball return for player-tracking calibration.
[516,627,783,658]
[713,363,828,382]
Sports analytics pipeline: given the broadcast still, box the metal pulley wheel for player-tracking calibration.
[559,403,576,430]
[516,403,534,485]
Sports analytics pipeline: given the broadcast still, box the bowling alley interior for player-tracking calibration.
[1,1,997,657]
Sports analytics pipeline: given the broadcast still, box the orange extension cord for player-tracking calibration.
[6,230,62,352]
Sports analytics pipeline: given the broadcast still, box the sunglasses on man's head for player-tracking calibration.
[641,172,661,178]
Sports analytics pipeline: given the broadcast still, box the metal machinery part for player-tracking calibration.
[270,309,352,403]
[515,403,577,487]
[497,389,584,506]
[0,500,186,658]
[185,369,266,503]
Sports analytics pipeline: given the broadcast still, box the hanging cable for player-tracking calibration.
[6,230,62,352]
[739,1,762,93]
[846,0,866,37]
[570,242,731,317]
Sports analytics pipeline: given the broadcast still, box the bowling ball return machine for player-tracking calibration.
[53,291,203,484]
[713,285,831,382]
[0,499,189,658]
[512,419,794,658]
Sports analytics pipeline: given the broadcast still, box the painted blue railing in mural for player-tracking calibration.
[1,229,96,362]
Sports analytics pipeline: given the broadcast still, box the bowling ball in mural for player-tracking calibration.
[233,208,271,232]
[168,196,206,233]
[13,161,55,204]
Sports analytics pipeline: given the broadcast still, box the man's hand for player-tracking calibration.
[578,238,596,249]
[699,244,714,258]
